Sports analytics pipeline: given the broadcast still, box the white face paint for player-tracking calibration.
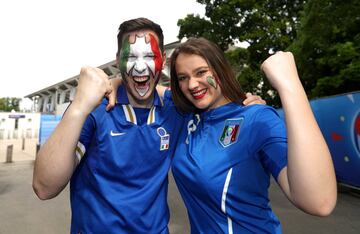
[126,35,156,96]
[118,30,163,107]
[127,35,156,76]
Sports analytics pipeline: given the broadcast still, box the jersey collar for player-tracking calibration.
[116,85,163,107]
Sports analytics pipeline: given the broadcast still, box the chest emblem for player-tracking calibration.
[219,118,244,147]
[157,127,170,151]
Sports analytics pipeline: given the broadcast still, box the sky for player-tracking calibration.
[0,0,205,99]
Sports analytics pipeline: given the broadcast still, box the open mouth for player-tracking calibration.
[133,76,150,97]
[191,89,207,100]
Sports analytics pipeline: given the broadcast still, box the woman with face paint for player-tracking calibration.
[169,37,337,233]
[34,16,266,233]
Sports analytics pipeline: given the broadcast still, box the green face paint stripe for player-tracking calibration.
[207,75,217,89]
[119,37,131,74]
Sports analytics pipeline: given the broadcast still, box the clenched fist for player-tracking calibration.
[261,52,302,95]
[72,66,113,114]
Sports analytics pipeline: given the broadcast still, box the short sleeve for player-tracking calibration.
[75,114,95,162]
[250,107,288,181]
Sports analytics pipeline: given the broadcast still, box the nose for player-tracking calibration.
[188,77,199,90]
[134,59,147,74]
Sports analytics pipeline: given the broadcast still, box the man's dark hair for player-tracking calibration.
[117,17,164,56]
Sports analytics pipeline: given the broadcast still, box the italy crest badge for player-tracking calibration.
[219,118,244,147]
[157,127,170,151]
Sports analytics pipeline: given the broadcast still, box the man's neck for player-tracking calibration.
[127,92,154,109]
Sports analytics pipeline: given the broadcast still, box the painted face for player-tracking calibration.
[119,31,163,102]
[176,53,229,111]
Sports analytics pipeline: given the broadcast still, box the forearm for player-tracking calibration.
[33,103,89,199]
[280,84,337,215]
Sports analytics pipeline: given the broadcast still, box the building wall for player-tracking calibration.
[0,112,41,140]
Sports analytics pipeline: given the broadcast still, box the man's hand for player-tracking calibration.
[242,92,266,106]
[72,66,112,114]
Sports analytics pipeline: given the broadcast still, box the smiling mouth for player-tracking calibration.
[133,76,150,83]
[133,76,150,96]
[191,89,207,100]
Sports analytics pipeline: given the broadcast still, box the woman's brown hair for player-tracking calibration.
[170,37,246,113]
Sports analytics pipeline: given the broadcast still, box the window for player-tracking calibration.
[64,90,70,103]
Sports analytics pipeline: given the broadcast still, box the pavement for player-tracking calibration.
[0,139,360,234]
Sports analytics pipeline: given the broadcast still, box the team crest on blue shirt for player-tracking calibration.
[157,127,170,151]
[219,118,244,147]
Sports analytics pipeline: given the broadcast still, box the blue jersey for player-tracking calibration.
[172,102,287,234]
[70,86,184,234]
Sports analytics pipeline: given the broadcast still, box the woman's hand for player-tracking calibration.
[106,75,122,111]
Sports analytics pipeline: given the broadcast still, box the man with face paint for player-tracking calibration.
[33,18,186,234]
[119,33,162,101]
[33,17,264,233]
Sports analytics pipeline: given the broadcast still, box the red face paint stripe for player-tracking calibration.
[149,34,162,75]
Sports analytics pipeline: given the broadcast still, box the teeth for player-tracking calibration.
[192,89,206,97]
[133,76,149,83]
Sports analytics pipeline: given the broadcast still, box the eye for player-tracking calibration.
[196,69,207,77]
[177,75,187,81]
[145,54,155,59]
[127,55,137,61]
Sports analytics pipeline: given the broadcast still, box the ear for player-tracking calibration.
[161,52,167,70]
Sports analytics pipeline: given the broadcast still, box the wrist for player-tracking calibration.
[67,100,93,118]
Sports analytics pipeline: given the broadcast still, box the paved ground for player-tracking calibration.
[0,139,360,233]
[0,138,37,163]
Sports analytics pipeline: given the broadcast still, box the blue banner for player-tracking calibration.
[39,114,61,146]
[277,91,360,187]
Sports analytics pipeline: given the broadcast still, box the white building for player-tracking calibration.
[25,41,180,116]
[0,111,40,139]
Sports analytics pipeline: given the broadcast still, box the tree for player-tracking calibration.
[177,0,307,106]
[289,0,360,98]
[0,97,21,112]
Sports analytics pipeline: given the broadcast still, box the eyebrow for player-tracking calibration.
[177,66,209,76]
[195,66,209,70]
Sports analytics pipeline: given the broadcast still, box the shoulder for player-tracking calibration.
[237,105,283,127]
[243,104,280,117]
[161,89,177,108]
[163,89,173,102]
[89,98,110,118]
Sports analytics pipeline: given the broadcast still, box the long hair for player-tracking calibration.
[116,17,164,56]
[170,37,246,113]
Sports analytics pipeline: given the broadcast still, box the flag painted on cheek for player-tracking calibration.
[207,75,217,89]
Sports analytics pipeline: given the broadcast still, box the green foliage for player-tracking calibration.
[289,0,360,98]
[0,97,21,112]
[178,0,307,106]
[177,0,359,106]
[224,47,248,75]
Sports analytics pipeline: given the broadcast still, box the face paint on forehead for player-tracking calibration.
[119,33,163,80]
